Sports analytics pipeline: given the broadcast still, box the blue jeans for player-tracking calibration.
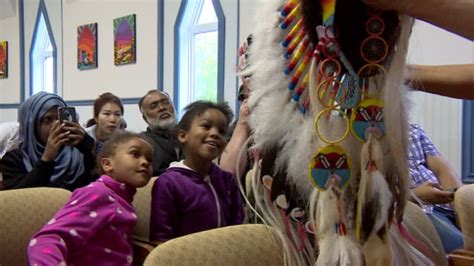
[427,206,464,253]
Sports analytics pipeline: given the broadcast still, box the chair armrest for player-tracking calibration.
[448,249,474,266]
[451,249,474,257]
[132,237,157,266]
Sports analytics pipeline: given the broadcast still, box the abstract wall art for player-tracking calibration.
[113,14,136,65]
[77,23,98,70]
[0,41,8,79]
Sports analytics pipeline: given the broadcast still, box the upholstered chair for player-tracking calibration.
[449,184,474,265]
[0,187,71,265]
[403,201,448,266]
[132,176,158,265]
[143,224,284,266]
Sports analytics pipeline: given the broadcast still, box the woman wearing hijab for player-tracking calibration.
[0,92,96,191]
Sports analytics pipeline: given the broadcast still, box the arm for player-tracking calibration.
[228,172,245,225]
[406,64,474,100]
[0,149,55,189]
[149,176,178,242]
[412,181,454,204]
[418,125,462,190]
[2,121,70,188]
[426,154,462,190]
[410,125,459,204]
[67,133,98,190]
[363,0,474,40]
[28,185,115,264]
[219,100,250,176]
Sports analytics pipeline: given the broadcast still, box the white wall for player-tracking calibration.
[62,0,157,100]
[0,0,21,105]
[238,0,266,45]
[221,0,239,111]
[407,20,473,175]
[162,0,180,101]
[0,109,18,124]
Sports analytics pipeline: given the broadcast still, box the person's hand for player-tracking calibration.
[63,122,86,146]
[41,121,70,162]
[237,99,250,127]
[413,181,454,204]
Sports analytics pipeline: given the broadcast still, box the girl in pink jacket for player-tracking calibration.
[28,131,153,265]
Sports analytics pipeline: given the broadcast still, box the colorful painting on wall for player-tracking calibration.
[77,23,98,70]
[113,14,136,65]
[0,41,8,79]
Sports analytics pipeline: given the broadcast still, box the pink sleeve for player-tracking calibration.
[28,185,116,265]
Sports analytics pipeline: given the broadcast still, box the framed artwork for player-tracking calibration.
[0,41,7,79]
[113,14,136,65]
[77,23,98,70]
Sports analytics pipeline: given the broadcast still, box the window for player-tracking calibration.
[176,0,223,112]
[30,2,56,95]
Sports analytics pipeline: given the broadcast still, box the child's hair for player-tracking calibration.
[94,131,153,175]
[86,92,124,127]
[177,100,234,132]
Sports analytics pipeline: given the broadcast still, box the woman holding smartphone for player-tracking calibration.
[0,92,96,191]
[85,92,124,154]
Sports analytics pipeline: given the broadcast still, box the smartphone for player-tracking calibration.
[58,107,77,124]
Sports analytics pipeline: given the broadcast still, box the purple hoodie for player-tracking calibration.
[150,161,244,242]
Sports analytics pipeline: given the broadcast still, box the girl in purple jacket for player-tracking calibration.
[28,131,153,265]
[150,101,244,243]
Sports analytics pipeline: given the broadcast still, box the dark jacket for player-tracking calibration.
[141,127,183,176]
[150,161,244,242]
[0,134,96,191]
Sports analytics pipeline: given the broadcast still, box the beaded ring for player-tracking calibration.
[317,78,346,108]
[360,36,389,64]
[314,107,350,144]
[309,107,352,191]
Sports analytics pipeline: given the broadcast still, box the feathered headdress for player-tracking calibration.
[243,0,434,264]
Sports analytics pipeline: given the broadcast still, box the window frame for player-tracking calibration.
[29,0,57,96]
[174,0,225,114]
[462,101,474,183]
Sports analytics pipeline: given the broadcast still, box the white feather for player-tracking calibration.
[316,189,340,238]
[381,15,414,219]
[357,134,393,238]
[370,170,392,231]
[389,223,434,266]
[316,234,364,266]
[250,93,296,151]
[284,117,320,198]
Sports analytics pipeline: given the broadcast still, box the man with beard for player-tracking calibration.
[139,90,183,176]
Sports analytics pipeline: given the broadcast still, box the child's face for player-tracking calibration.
[178,108,228,162]
[101,137,153,188]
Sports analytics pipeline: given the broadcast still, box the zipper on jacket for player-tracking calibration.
[204,176,221,227]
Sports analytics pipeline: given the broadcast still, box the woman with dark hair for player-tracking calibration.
[0,92,96,191]
[85,92,124,154]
